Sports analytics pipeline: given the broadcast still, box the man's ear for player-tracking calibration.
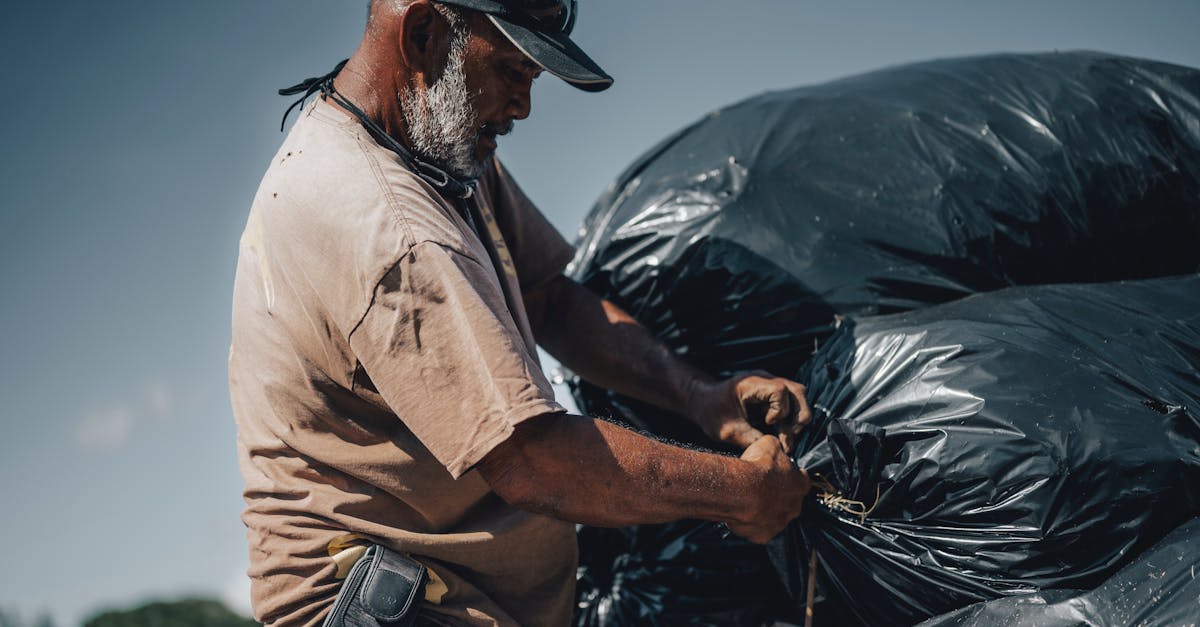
[399,0,453,83]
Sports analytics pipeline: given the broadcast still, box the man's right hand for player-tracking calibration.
[480,414,812,541]
[727,435,811,544]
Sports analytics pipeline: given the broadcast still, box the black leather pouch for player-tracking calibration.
[323,544,428,627]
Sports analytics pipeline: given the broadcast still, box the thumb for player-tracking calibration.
[722,419,766,450]
[740,432,782,461]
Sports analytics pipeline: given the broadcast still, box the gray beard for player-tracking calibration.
[401,33,484,181]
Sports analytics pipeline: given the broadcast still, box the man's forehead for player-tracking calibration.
[467,12,539,69]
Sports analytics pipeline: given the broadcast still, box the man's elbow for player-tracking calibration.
[476,414,564,514]
[477,446,538,510]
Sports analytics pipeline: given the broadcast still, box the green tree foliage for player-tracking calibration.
[0,609,55,627]
[81,598,258,627]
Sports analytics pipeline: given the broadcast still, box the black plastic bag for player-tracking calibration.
[574,520,786,627]
[914,517,1200,627]
[568,52,1200,441]
[771,276,1200,626]
[569,52,1200,626]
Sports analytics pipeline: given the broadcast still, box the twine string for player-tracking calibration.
[811,473,881,524]
[802,473,881,625]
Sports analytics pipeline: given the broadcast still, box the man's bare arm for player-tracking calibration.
[476,413,809,544]
[525,274,810,450]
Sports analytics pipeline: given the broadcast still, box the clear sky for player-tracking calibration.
[2,1,1198,624]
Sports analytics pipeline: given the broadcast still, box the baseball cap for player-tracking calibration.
[434,0,613,92]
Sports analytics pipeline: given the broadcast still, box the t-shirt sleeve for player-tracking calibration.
[485,158,576,294]
[348,241,566,479]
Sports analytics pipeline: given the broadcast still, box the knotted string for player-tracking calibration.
[811,473,881,524]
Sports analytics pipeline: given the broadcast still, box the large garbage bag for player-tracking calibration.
[574,521,787,627]
[567,51,1200,442]
[914,517,1200,627]
[770,276,1200,626]
[569,52,1200,627]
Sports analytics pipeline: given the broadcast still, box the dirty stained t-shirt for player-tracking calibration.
[229,98,577,626]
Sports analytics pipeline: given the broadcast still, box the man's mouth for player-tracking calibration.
[484,120,514,137]
[479,120,514,149]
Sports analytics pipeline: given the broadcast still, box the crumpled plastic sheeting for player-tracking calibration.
[568,52,1200,442]
[569,52,1200,626]
[770,276,1200,626]
[915,517,1200,627]
[574,520,786,627]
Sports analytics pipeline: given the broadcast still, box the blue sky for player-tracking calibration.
[2,1,1198,624]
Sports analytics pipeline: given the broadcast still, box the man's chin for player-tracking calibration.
[422,144,485,181]
[450,156,487,182]
[477,135,498,160]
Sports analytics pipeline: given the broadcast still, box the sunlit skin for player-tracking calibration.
[458,16,543,161]
[327,0,813,545]
[331,3,540,171]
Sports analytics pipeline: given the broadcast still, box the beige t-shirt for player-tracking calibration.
[229,98,577,626]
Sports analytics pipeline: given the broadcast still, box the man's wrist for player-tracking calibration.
[719,458,764,527]
[678,370,718,418]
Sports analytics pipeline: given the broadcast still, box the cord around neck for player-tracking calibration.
[278,60,475,200]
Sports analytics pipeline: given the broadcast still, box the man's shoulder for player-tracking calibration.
[251,100,476,261]
[258,100,419,225]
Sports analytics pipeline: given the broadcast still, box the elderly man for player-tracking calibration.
[230,1,812,625]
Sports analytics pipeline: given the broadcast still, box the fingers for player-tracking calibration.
[785,380,811,428]
[778,379,809,454]
[761,385,791,427]
[699,373,812,452]
[738,376,807,425]
[796,468,813,496]
[739,433,776,462]
[722,419,766,450]
[779,430,795,454]
[731,440,810,544]
[736,374,810,454]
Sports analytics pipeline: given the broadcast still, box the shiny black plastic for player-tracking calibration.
[915,517,1200,627]
[568,52,1200,626]
[771,276,1200,625]
[568,52,1200,442]
[574,521,785,627]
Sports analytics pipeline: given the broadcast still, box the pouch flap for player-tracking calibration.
[359,547,427,623]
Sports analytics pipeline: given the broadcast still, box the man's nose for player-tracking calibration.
[506,81,532,121]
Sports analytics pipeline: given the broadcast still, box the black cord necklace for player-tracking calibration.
[278,60,481,236]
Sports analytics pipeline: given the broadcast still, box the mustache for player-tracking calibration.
[480,120,514,138]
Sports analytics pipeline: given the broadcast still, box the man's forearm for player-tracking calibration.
[478,413,761,528]
[528,275,711,412]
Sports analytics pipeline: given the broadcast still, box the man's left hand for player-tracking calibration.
[686,372,811,453]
